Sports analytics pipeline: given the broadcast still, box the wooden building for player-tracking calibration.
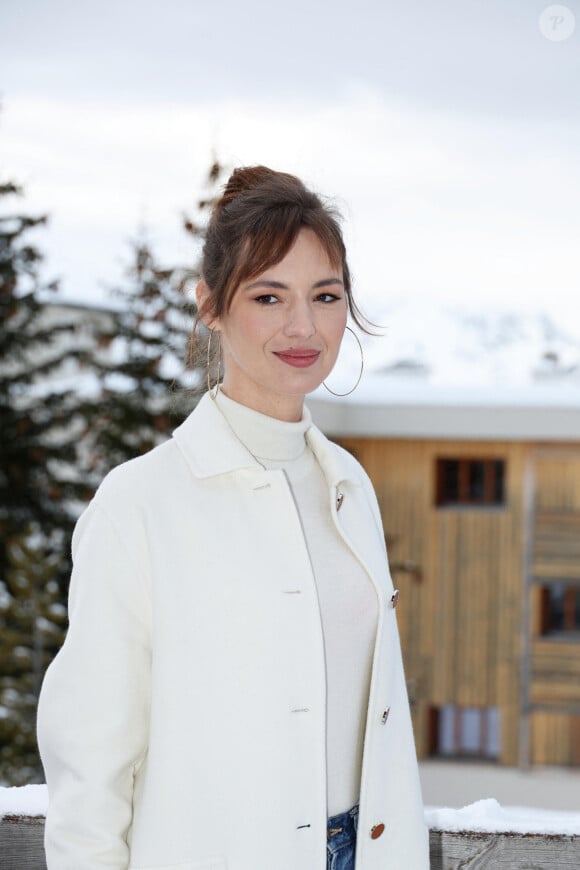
[310,380,580,768]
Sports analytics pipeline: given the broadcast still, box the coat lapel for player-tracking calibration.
[172,391,360,487]
[172,392,262,478]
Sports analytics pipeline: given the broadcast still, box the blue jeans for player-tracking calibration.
[326,802,359,870]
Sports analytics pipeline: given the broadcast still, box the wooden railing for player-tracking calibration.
[429,828,580,868]
[1,814,580,869]
[1,815,45,870]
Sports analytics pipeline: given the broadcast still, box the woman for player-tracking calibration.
[37,166,429,870]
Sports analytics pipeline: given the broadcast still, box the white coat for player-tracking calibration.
[37,391,429,870]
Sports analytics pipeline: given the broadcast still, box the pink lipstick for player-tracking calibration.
[274,350,320,368]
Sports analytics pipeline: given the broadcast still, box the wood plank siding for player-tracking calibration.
[533,512,580,579]
[337,438,526,766]
[528,450,580,765]
[530,641,580,706]
[336,438,580,768]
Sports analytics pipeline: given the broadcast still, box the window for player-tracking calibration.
[428,705,500,759]
[539,582,580,637]
[435,458,505,507]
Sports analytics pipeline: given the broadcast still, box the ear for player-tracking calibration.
[195,279,220,330]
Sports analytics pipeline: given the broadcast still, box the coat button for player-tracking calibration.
[390,589,399,608]
[336,492,344,511]
[370,823,385,839]
[381,707,390,724]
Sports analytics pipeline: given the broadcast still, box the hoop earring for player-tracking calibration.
[323,326,364,397]
[206,329,222,399]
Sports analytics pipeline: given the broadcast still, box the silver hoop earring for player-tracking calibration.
[206,330,222,399]
[323,326,364,397]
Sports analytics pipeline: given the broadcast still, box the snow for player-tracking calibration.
[309,302,580,415]
[317,301,580,400]
[1,787,579,835]
[358,301,580,390]
[425,799,580,836]
[0,785,48,818]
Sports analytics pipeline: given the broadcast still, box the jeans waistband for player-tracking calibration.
[327,802,359,842]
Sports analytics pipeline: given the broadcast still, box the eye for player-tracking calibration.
[254,294,278,305]
[315,292,342,303]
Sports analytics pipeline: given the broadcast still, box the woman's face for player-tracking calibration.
[199,228,347,421]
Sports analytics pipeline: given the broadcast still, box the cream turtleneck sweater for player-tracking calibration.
[214,390,379,816]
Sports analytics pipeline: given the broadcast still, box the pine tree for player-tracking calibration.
[0,178,89,783]
[88,160,227,476]
[0,179,89,589]
[0,529,67,785]
[86,237,198,475]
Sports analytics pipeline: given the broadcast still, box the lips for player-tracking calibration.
[274,349,321,368]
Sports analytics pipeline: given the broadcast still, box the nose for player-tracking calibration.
[283,300,316,339]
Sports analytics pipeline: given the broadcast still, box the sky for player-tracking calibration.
[1,0,580,372]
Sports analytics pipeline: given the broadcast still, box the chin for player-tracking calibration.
[280,373,326,396]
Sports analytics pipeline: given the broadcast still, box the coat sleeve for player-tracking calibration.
[37,497,152,870]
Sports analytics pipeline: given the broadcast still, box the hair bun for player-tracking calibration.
[219,165,294,210]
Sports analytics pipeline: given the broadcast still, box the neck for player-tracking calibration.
[218,385,304,423]
[214,390,310,462]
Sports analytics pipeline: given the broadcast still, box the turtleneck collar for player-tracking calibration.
[214,390,311,462]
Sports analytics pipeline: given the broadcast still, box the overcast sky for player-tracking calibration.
[1,0,579,347]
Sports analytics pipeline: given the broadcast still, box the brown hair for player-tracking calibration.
[189,165,376,368]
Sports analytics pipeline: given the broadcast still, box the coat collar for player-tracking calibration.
[172,391,360,488]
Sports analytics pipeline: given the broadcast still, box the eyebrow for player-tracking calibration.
[244,277,344,291]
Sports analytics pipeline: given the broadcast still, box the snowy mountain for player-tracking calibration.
[333,299,580,389]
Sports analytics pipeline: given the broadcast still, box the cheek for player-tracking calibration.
[223,312,273,356]
[240,308,282,344]
[329,309,348,347]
